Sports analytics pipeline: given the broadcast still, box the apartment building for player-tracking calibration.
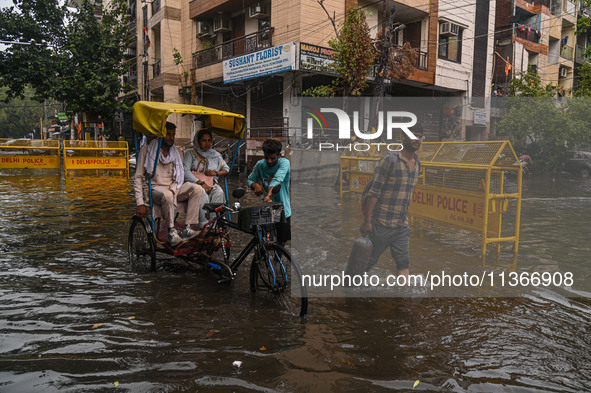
[493,0,579,95]
[123,0,496,144]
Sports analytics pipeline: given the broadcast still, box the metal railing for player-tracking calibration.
[152,0,160,14]
[560,43,574,60]
[193,28,274,68]
[153,59,161,77]
[391,46,428,70]
[515,27,540,45]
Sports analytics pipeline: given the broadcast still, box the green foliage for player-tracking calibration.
[302,84,337,97]
[0,87,46,138]
[509,70,557,97]
[574,63,591,96]
[0,0,132,121]
[496,98,570,171]
[576,1,591,58]
[330,8,375,96]
[173,48,183,66]
[495,70,591,172]
[0,0,67,101]
[564,98,591,148]
[173,47,189,83]
[303,8,375,97]
[494,96,591,172]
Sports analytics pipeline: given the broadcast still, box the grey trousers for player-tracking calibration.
[366,219,412,271]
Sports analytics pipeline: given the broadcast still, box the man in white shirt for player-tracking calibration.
[133,122,204,246]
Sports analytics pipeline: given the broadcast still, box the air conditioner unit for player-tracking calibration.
[440,21,459,36]
[559,67,568,78]
[196,21,213,37]
[249,2,269,19]
[213,14,231,32]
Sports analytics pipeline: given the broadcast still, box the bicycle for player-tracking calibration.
[129,187,308,316]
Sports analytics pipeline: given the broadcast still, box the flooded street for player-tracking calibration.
[1,169,591,392]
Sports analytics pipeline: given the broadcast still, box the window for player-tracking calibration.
[438,25,463,63]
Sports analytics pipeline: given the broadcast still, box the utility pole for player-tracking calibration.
[368,0,395,137]
[375,0,395,99]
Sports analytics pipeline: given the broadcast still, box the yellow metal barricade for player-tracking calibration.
[340,141,523,264]
[63,140,129,176]
[0,139,61,169]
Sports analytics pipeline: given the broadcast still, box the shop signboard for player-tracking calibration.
[223,43,296,84]
[298,42,337,75]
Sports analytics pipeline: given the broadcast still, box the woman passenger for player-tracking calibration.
[183,129,229,227]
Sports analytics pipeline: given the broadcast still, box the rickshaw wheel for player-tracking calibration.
[128,216,156,273]
[249,243,308,317]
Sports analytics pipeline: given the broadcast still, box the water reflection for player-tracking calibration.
[0,170,590,392]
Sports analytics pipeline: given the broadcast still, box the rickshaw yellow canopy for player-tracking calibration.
[132,101,245,139]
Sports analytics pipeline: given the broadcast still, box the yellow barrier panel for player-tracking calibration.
[0,139,60,169]
[63,140,129,176]
[340,141,522,264]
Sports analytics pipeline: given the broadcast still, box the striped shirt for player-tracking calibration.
[366,151,420,228]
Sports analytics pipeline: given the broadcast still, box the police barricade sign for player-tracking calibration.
[0,139,61,169]
[63,140,129,175]
[66,156,127,170]
[409,185,501,237]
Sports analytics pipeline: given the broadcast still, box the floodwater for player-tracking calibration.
[1,169,591,392]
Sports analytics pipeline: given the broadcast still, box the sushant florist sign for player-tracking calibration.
[223,43,296,84]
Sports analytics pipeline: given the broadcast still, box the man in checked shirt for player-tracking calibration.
[360,124,424,279]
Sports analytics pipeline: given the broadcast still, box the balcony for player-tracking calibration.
[153,59,161,77]
[193,28,273,69]
[152,0,161,15]
[515,25,540,45]
[124,48,137,58]
[369,48,429,79]
[392,46,428,70]
[560,42,574,60]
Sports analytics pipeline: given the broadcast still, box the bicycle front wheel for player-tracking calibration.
[249,243,308,316]
[128,216,156,273]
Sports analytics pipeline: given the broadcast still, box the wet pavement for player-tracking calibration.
[1,169,590,392]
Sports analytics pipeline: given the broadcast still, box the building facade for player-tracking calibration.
[494,0,580,95]
[123,0,497,146]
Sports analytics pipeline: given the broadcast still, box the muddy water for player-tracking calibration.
[1,169,590,392]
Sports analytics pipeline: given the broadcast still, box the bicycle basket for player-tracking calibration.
[237,203,285,232]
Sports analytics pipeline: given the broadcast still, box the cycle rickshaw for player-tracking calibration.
[128,101,308,316]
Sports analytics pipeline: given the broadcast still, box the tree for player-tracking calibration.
[304,3,417,100]
[496,71,577,172]
[574,62,591,97]
[0,0,132,127]
[54,0,132,124]
[331,8,375,97]
[0,0,67,101]
[509,69,557,97]
[304,7,375,97]
[576,0,591,60]
[0,87,46,139]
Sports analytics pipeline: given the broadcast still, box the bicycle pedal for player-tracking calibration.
[217,277,233,284]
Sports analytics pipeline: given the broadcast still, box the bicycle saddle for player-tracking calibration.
[203,203,225,212]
